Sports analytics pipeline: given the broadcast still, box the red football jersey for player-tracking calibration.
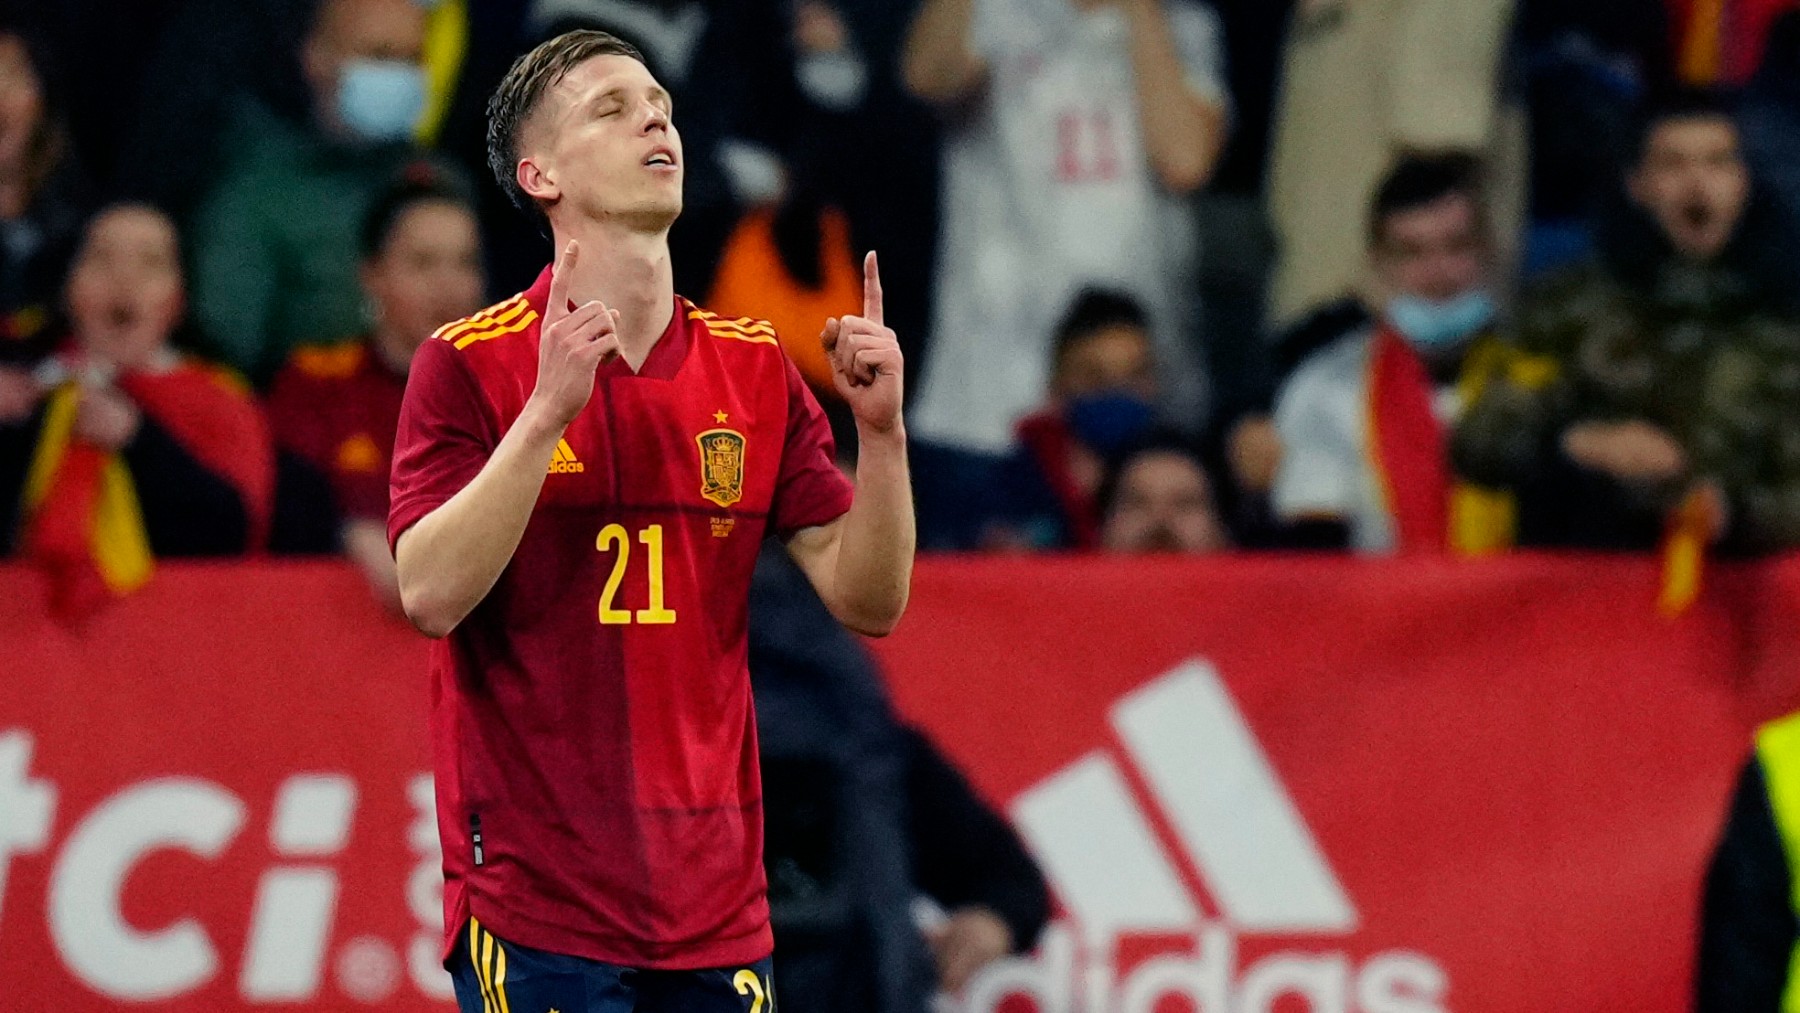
[388,264,854,970]
[267,340,406,522]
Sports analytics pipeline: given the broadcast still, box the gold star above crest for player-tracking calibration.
[713,410,729,424]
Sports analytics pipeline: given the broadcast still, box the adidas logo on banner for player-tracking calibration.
[958,660,1447,1013]
[548,439,585,475]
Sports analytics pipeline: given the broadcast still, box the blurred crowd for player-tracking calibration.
[9,0,1800,1007]
[4,0,1800,605]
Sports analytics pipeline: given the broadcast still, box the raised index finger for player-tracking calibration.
[547,240,579,320]
[862,250,883,327]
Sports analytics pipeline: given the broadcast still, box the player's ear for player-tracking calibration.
[517,156,560,205]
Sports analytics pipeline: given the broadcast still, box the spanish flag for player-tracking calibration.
[1363,326,1520,556]
[18,360,272,620]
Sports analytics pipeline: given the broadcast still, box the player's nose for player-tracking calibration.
[640,102,670,135]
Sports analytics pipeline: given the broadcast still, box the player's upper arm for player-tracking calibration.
[387,337,497,555]
[783,517,844,609]
[1269,358,1356,523]
[770,354,854,538]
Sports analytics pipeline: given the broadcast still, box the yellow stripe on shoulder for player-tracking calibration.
[453,307,539,349]
[433,294,528,344]
[687,307,778,345]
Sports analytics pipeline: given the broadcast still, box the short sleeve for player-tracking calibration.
[387,339,497,551]
[771,354,854,538]
[1270,361,1356,522]
[1167,1,1231,112]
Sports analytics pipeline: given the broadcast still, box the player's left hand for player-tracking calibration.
[822,251,903,434]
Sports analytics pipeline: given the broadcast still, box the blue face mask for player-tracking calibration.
[1065,391,1157,456]
[337,59,427,143]
[1386,290,1497,350]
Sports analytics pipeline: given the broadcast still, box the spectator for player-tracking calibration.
[265,172,483,609]
[1513,0,1673,276]
[1264,154,1508,555]
[750,544,1050,1013]
[1696,708,1800,1013]
[1099,433,1229,554]
[0,25,92,367]
[1266,0,1515,326]
[1455,90,1800,553]
[189,0,439,385]
[991,288,1159,550]
[901,0,1230,462]
[0,204,274,617]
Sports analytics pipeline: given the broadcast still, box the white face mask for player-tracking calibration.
[336,58,427,143]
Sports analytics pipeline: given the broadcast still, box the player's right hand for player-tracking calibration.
[531,240,621,427]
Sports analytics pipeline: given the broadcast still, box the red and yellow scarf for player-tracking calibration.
[1362,326,1519,556]
[18,359,272,619]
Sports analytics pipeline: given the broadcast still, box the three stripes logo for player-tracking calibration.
[548,440,585,475]
[434,295,539,351]
[962,660,1447,1013]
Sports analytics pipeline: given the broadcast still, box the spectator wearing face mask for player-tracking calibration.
[0,204,274,618]
[1262,154,1512,555]
[1098,432,1230,554]
[1455,89,1800,555]
[264,171,483,610]
[989,289,1159,550]
[189,0,451,385]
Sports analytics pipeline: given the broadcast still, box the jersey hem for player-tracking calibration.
[453,894,775,972]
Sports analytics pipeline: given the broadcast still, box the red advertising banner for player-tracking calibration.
[2,556,1799,1011]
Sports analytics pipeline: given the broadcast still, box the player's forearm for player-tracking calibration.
[395,401,565,637]
[902,0,985,105]
[831,425,915,636]
[1124,1,1225,194]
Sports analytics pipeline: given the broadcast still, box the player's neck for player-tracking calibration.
[549,220,676,372]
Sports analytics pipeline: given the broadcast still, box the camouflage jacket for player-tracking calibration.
[1453,259,1800,552]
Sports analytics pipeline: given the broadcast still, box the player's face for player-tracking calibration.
[530,55,683,229]
[1103,452,1228,555]
[0,33,44,172]
[363,200,485,361]
[67,207,185,372]
[1055,324,1156,401]
[1630,116,1750,261]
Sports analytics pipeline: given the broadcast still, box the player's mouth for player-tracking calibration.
[644,147,679,172]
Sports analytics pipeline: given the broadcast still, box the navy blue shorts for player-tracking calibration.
[449,919,776,1013]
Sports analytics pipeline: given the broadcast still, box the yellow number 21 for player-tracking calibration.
[733,969,768,1013]
[596,524,677,625]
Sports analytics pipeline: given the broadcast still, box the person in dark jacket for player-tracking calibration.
[1455,89,1800,553]
[1697,710,1800,1012]
[750,544,1050,1013]
[0,204,274,617]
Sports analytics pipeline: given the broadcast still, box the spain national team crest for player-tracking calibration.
[697,428,746,508]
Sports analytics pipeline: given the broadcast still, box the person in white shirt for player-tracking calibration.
[901,0,1230,458]
[1270,154,1501,554]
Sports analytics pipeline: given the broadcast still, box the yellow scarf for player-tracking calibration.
[20,384,154,598]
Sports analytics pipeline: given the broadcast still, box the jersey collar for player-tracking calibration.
[525,264,692,381]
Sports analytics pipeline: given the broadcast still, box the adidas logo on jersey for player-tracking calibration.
[548,439,585,475]
[961,660,1448,1013]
